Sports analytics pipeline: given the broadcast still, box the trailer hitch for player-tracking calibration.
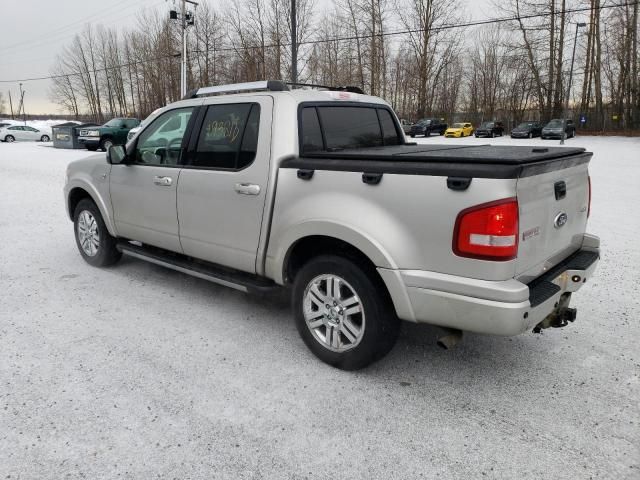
[533,293,576,333]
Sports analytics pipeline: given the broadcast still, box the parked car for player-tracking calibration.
[511,121,543,139]
[444,122,473,137]
[0,125,51,142]
[474,121,504,138]
[541,119,576,140]
[409,118,447,137]
[78,117,140,151]
[64,80,599,370]
[399,119,414,135]
[0,122,14,129]
[127,108,162,143]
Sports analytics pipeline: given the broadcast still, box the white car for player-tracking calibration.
[1,125,51,142]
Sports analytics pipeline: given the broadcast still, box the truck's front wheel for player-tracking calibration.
[292,255,400,370]
[73,198,122,267]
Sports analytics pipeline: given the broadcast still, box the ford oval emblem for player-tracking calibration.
[554,212,568,229]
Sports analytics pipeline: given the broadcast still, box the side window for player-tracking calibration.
[301,107,323,153]
[134,107,194,166]
[9,126,21,131]
[377,109,401,146]
[317,106,382,150]
[191,103,259,170]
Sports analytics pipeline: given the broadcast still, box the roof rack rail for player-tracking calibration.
[287,82,366,95]
[183,80,289,99]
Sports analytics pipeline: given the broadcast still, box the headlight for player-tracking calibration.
[88,130,100,137]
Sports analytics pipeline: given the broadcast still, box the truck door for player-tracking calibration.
[177,96,273,274]
[109,107,195,252]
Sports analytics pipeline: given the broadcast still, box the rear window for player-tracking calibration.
[300,105,401,153]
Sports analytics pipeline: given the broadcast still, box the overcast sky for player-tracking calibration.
[0,0,493,116]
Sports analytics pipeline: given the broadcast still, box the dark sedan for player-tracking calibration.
[511,121,543,139]
[541,119,576,139]
[474,121,504,138]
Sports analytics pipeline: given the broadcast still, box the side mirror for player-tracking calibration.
[107,145,127,164]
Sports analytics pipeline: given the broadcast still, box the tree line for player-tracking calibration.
[39,0,640,131]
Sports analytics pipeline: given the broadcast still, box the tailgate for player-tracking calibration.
[515,154,591,281]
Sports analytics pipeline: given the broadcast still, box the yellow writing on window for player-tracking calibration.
[206,116,241,143]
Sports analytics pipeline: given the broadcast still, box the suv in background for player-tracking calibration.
[511,121,543,139]
[409,118,447,137]
[541,119,576,140]
[474,121,504,138]
[78,118,140,151]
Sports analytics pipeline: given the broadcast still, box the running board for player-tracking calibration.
[117,241,278,294]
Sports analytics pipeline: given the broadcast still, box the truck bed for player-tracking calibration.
[282,144,590,179]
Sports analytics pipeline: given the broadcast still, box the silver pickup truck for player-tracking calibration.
[64,80,600,370]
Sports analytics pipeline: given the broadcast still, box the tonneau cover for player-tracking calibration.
[305,144,586,164]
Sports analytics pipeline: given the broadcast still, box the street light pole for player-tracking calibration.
[561,22,586,145]
[291,0,298,84]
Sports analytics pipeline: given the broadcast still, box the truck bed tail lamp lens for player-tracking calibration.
[453,198,519,261]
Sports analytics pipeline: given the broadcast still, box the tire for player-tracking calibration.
[100,138,114,152]
[292,254,400,370]
[5,135,15,143]
[73,198,122,267]
[410,134,415,138]
[87,146,98,152]
[40,135,50,142]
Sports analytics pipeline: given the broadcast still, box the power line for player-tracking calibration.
[0,0,636,84]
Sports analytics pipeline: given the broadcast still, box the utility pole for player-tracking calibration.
[561,22,586,145]
[291,0,297,84]
[170,0,198,98]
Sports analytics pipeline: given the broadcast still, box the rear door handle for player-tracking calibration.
[153,176,173,186]
[234,183,261,195]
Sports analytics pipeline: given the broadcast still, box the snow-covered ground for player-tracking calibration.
[0,137,638,478]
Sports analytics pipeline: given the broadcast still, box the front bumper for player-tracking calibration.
[378,235,600,336]
[475,131,492,137]
[541,130,563,139]
[78,137,100,146]
[444,131,462,138]
[510,131,530,138]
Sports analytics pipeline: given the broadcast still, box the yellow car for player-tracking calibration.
[444,122,474,138]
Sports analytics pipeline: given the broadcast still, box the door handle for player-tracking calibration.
[234,183,261,195]
[153,176,173,186]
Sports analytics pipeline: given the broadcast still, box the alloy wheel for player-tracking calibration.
[303,274,365,352]
[77,210,100,257]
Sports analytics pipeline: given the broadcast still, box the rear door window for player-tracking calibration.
[191,103,260,170]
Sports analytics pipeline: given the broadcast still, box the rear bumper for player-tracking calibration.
[378,234,600,336]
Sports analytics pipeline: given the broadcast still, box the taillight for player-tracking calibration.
[453,198,519,261]
[588,175,591,217]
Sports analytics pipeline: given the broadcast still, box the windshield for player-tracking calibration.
[452,123,464,128]
[517,122,533,129]
[480,122,494,128]
[547,119,563,127]
[418,119,432,125]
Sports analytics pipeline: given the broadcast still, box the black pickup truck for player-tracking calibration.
[409,118,448,137]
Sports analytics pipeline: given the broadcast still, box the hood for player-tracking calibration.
[67,154,107,176]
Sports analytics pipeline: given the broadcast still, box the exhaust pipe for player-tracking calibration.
[437,328,463,350]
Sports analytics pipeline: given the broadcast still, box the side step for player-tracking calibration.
[117,241,278,294]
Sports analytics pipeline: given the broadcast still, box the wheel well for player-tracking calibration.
[67,187,93,219]
[284,235,380,285]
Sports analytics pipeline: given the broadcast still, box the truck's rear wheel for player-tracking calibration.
[292,255,399,370]
[73,198,122,267]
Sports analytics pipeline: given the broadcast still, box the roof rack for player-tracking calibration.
[183,80,289,99]
[182,80,366,100]
[287,83,365,94]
